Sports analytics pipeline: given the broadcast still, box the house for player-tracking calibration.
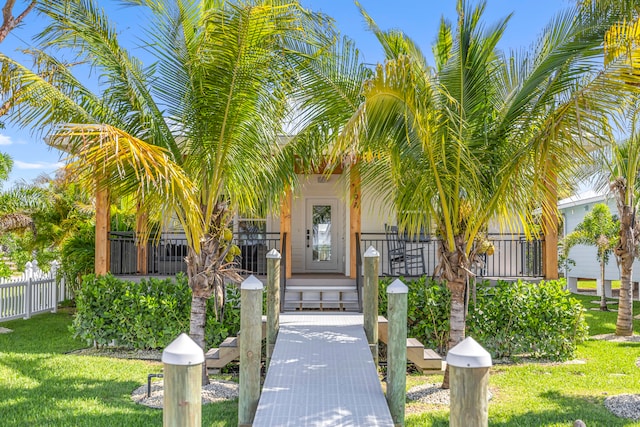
[106,166,544,290]
[558,189,640,296]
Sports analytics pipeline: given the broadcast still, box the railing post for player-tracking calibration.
[446,337,492,427]
[266,249,281,369]
[363,246,380,365]
[162,333,204,427]
[387,279,408,427]
[239,275,264,427]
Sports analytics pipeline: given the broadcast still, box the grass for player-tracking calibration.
[406,294,640,427]
[0,310,237,426]
[1,295,639,426]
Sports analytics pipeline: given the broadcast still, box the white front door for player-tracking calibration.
[305,199,340,272]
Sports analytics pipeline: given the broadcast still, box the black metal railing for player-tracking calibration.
[280,232,287,313]
[360,233,543,279]
[109,231,281,276]
[110,231,542,279]
[355,232,363,312]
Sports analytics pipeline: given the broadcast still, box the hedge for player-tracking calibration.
[71,273,240,350]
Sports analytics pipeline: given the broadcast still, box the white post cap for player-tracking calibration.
[446,336,492,368]
[387,278,408,294]
[266,248,281,259]
[162,333,204,366]
[364,246,380,258]
[242,275,264,290]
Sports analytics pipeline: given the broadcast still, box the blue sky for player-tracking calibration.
[0,0,572,187]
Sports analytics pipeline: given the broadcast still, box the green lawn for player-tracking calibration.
[0,310,237,426]
[406,294,640,427]
[1,295,639,426]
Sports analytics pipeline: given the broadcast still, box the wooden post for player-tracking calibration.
[542,164,559,280]
[387,279,408,427]
[95,187,111,276]
[446,337,492,427]
[162,333,204,427]
[350,166,361,279]
[279,188,292,279]
[135,207,148,275]
[363,246,380,365]
[239,275,264,427]
[266,249,281,369]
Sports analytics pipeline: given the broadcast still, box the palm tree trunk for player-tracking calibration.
[599,259,608,311]
[440,235,468,390]
[612,178,636,336]
[189,291,210,386]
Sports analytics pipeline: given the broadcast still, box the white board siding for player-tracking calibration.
[559,197,640,281]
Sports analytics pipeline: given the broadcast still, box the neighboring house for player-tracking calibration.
[558,189,640,295]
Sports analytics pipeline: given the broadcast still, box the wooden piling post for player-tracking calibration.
[239,275,264,427]
[446,337,492,427]
[162,333,204,427]
[266,249,281,369]
[387,279,408,427]
[363,246,380,365]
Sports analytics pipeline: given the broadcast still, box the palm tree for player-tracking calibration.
[334,0,640,387]
[561,203,619,311]
[1,0,342,383]
[579,0,640,336]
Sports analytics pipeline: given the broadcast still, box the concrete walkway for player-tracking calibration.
[253,313,394,427]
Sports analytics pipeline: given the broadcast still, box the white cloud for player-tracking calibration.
[14,160,64,170]
[0,134,14,146]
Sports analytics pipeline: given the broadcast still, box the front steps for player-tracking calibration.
[378,316,446,373]
[283,276,359,311]
[206,315,445,373]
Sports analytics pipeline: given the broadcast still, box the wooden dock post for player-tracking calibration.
[363,246,380,365]
[239,275,264,427]
[161,333,204,427]
[446,337,492,427]
[266,249,281,369]
[387,279,408,427]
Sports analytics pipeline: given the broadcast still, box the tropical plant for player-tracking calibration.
[333,0,640,387]
[561,203,619,310]
[581,0,640,336]
[0,0,347,384]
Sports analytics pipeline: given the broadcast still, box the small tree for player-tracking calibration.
[561,203,619,311]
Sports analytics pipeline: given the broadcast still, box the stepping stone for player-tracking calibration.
[0,327,12,334]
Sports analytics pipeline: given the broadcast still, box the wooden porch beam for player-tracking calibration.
[135,206,148,275]
[542,166,559,280]
[95,187,110,276]
[350,166,361,279]
[280,188,292,279]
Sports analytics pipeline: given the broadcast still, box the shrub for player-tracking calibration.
[72,273,240,350]
[379,277,588,361]
[466,279,588,360]
[379,276,450,354]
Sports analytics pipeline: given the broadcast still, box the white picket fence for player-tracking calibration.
[0,260,71,323]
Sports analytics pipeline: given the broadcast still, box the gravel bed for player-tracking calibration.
[590,334,640,342]
[67,347,162,360]
[407,383,451,405]
[407,383,494,406]
[131,379,239,409]
[604,394,640,420]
